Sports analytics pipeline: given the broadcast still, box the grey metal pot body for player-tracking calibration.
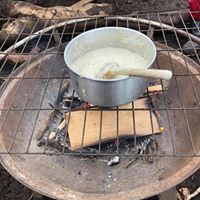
[64,27,156,107]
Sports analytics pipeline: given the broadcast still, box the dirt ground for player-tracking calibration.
[0,0,200,200]
[27,0,189,14]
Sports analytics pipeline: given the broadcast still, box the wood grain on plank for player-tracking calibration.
[66,98,161,150]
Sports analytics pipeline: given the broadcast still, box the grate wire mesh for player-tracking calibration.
[0,12,200,157]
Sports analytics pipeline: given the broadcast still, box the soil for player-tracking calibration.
[0,164,32,200]
[0,0,200,200]
[33,0,189,14]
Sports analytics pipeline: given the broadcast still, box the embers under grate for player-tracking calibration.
[0,13,200,159]
[36,80,159,161]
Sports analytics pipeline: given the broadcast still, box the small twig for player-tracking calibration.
[0,13,6,17]
[27,194,33,200]
[58,119,66,131]
[187,187,200,200]
[152,168,160,177]
[154,110,161,118]
[179,188,190,200]
[177,190,184,200]
[124,157,138,168]
[1,46,40,64]
[52,29,61,45]
[147,26,155,40]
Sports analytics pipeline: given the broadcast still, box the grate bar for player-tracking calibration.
[9,19,57,153]
[157,13,196,156]
[155,56,176,156]
[0,19,51,153]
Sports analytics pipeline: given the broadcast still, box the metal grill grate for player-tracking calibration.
[0,11,200,158]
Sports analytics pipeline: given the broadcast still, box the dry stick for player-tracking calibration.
[177,190,183,200]
[5,53,33,63]
[152,168,160,177]
[124,157,138,168]
[58,119,66,131]
[52,29,61,45]
[3,47,40,63]
[48,131,57,140]
[179,188,190,200]
[187,187,200,200]
[27,193,33,200]
[147,26,154,40]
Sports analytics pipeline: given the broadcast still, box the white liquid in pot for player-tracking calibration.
[72,47,149,79]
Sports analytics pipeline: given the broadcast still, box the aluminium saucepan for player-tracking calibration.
[64,27,162,107]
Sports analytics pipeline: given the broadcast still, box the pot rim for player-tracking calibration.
[64,26,157,82]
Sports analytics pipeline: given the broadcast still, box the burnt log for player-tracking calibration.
[0,0,112,46]
[7,1,112,19]
[0,17,45,47]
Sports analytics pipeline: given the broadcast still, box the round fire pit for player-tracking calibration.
[0,17,200,200]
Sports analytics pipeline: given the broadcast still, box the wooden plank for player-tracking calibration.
[66,98,162,150]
